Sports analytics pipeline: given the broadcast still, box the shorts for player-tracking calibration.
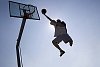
[53,34,72,44]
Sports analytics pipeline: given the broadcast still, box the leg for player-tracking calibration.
[63,34,73,46]
[52,40,62,51]
[52,37,65,57]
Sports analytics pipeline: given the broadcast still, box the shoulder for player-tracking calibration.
[50,20,57,25]
[51,20,56,22]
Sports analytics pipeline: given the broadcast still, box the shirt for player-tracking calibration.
[50,20,67,37]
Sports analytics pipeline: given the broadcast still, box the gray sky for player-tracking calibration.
[0,0,100,67]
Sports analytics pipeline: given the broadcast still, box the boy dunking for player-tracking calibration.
[42,9,73,57]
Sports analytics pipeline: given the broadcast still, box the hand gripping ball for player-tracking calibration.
[41,9,47,14]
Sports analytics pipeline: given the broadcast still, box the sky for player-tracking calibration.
[0,0,100,67]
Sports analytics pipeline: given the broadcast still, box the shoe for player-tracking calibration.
[69,40,73,47]
[60,50,65,57]
[70,44,72,46]
[69,42,73,46]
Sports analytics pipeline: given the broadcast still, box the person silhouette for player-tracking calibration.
[42,9,73,57]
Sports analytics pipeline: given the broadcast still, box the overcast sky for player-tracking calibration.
[0,0,100,67]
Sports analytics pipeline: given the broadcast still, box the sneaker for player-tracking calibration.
[69,41,73,46]
[60,50,65,57]
[70,43,72,46]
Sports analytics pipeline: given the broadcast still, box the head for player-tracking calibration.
[56,19,61,22]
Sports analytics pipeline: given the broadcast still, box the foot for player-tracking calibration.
[69,42,73,47]
[70,43,72,46]
[60,50,65,57]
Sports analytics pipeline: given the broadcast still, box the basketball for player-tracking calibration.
[41,9,47,14]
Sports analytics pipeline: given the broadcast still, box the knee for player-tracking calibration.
[52,40,55,44]
[52,40,58,45]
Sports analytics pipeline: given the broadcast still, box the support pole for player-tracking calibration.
[16,18,26,67]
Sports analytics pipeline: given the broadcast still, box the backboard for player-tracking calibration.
[9,1,40,20]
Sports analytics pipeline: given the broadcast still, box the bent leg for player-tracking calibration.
[63,34,73,46]
[52,37,65,57]
[52,39,62,51]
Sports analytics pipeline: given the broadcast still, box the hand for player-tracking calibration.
[41,9,47,15]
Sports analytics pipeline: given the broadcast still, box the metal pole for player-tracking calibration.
[16,18,26,67]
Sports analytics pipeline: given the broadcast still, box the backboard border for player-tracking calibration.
[9,1,40,20]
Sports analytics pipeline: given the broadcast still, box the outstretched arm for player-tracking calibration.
[44,14,56,26]
[41,9,53,21]
[44,14,53,21]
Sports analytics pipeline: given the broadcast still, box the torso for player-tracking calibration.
[50,20,67,37]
